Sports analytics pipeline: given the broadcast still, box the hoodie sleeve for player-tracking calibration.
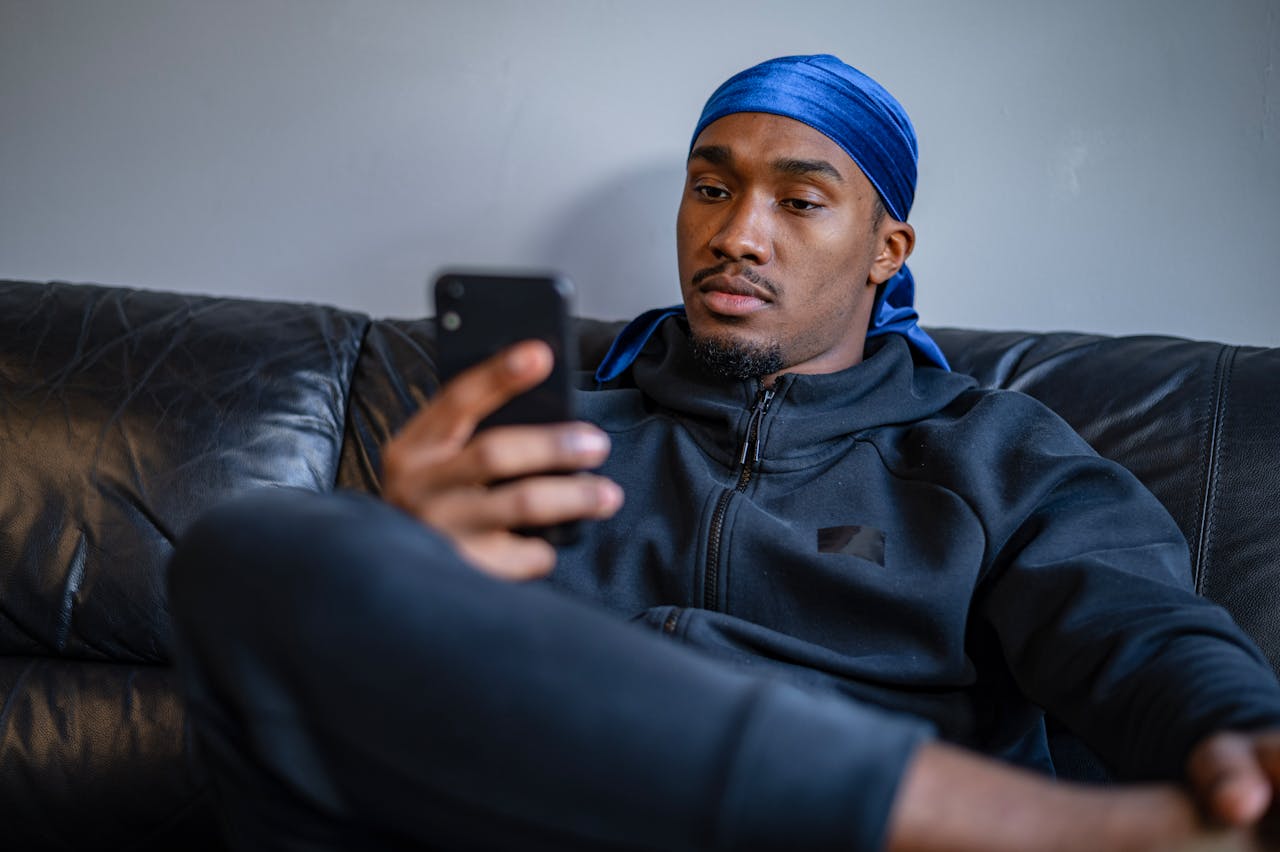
[952,392,1280,781]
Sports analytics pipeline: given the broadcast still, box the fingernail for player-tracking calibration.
[564,427,610,455]
[506,341,552,376]
[597,481,624,513]
[505,345,534,374]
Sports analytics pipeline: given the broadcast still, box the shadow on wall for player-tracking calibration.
[539,160,686,321]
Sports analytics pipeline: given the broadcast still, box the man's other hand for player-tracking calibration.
[381,340,623,580]
[1188,730,1280,827]
[887,741,1279,852]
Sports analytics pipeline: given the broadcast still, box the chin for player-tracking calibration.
[686,326,786,382]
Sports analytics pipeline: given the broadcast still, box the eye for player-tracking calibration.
[693,184,730,200]
[781,198,823,212]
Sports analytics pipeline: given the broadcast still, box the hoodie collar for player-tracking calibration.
[623,316,973,464]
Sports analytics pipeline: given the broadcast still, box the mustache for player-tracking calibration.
[690,263,781,298]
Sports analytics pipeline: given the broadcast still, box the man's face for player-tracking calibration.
[676,112,911,382]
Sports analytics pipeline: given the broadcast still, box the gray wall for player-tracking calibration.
[3,0,1277,344]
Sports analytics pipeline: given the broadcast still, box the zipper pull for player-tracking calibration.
[737,386,776,466]
[752,388,776,465]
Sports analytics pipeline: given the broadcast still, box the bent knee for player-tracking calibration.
[167,488,458,630]
[168,489,350,627]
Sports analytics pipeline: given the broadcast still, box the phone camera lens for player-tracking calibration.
[445,280,465,299]
[441,311,461,332]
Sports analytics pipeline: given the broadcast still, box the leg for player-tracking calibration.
[168,489,924,851]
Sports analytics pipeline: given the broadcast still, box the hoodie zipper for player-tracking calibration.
[703,386,776,610]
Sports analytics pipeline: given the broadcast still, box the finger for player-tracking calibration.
[382,423,609,511]
[426,423,610,489]
[1188,732,1273,826]
[424,474,624,532]
[453,531,558,581]
[1258,734,1280,779]
[402,340,554,447]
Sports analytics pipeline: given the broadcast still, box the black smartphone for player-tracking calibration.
[432,270,580,545]
[433,270,577,429]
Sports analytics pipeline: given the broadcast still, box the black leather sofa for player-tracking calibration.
[2,279,1276,849]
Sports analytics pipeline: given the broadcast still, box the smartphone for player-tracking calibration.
[432,270,580,545]
[433,270,577,429]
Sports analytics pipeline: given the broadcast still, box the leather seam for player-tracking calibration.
[1193,345,1235,595]
[994,334,1040,388]
[332,314,375,490]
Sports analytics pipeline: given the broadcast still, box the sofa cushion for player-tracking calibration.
[0,281,369,662]
[0,657,221,851]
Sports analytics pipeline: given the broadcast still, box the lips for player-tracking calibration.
[697,275,772,317]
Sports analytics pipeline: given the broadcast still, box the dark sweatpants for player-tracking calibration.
[166,489,925,851]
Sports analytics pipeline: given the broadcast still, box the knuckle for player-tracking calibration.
[432,390,470,424]
[471,435,509,474]
[381,447,406,480]
[578,477,603,505]
[421,388,480,439]
[509,486,541,519]
[416,498,446,528]
[380,466,413,508]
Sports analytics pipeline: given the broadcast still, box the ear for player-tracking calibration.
[868,221,915,286]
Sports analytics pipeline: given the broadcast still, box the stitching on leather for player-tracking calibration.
[54,530,89,654]
[1193,345,1234,595]
[332,314,375,490]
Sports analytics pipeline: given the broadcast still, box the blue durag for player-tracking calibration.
[596,53,949,383]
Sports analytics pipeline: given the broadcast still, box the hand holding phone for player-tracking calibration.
[377,271,621,567]
[380,272,620,576]
[433,271,587,546]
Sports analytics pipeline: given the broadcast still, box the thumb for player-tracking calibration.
[1186,732,1273,826]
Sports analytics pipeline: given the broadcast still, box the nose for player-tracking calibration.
[707,196,772,266]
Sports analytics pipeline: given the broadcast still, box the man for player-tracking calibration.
[169,55,1280,850]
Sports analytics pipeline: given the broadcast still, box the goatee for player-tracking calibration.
[689,333,785,381]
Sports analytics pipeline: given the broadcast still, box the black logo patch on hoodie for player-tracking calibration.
[817,525,886,566]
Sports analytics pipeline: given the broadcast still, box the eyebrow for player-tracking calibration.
[773,157,844,183]
[688,144,731,166]
[687,145,844,183]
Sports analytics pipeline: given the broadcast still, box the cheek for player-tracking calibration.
[675,203,709,273]
[807,228,875,288]
[675,203,694,253]
[676,194,709,226]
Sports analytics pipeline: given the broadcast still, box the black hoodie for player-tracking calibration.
[552,317,1280,787]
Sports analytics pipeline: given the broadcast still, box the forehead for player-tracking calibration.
[688,112,862,182]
